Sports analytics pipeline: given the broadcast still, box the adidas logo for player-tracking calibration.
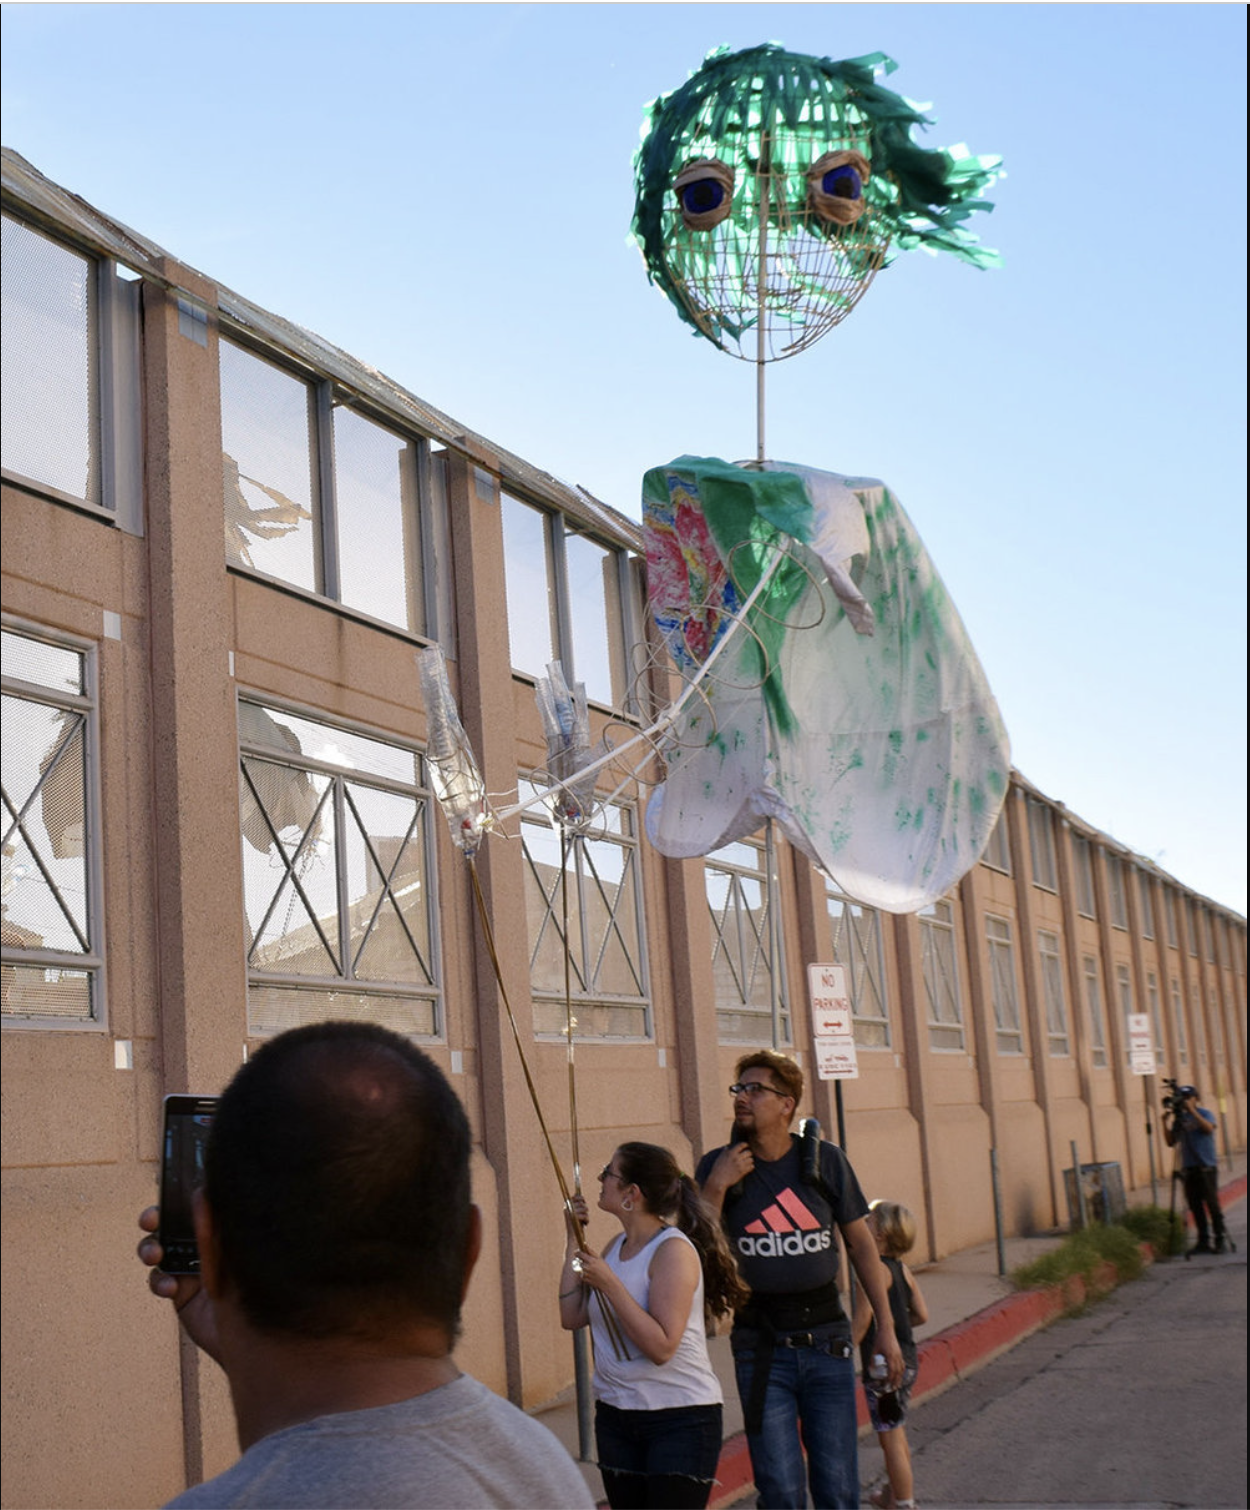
[737,1187,832,1257]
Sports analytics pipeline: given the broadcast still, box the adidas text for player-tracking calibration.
[737,1230,831,1258]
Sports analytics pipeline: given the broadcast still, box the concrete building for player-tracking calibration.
[2,147,1245,1510]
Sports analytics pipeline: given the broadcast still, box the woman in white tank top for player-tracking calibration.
[559,1142,749,1508]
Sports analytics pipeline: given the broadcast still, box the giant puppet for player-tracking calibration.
[632,43,1010,912]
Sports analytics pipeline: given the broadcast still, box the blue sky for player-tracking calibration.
[3,3,1246,914]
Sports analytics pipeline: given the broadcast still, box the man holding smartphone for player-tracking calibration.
[138,1021,593,1509]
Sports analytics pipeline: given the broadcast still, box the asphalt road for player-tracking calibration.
[729,1196,1247,1509]
[876,1196,1248,1510]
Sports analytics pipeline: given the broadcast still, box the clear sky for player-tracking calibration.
[3,2,1246,915]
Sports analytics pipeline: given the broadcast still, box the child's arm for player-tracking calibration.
[852,1266,875,1347]
[902,1263,929,1327]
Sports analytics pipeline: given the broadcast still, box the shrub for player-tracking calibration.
[1117,1203,1185,1258]
[1012,1221,1146,1294]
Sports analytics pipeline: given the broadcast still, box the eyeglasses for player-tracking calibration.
[729,1082,789,1099]
[599,1164,625,1184]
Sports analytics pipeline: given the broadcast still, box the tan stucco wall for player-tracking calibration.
[3,176,1245,1509]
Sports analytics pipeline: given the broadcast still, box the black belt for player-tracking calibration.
[736,1320,851,1431]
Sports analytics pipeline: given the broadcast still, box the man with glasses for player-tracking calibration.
[696,1050,902,1509]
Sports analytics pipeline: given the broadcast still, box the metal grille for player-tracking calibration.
[987,915,1022,1052]
[521,783,650,1040]
[1039,930,1070,1055]
[921,900,964,1051]
[827,884,890,1048]
[240,701,438,1037]
[1,629,97,1022]
[707,837,789,1044]
[1,214,100,504]
[1083,957,1108,1067]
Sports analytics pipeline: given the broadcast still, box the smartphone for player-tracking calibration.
[158,1094,218,1275]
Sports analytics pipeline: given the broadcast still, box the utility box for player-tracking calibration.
[1063,1161,1127,1229]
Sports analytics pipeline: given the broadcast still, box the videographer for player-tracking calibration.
[1162,1083,1231,1256]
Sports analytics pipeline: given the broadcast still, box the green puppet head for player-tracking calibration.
[632,43,1002,360]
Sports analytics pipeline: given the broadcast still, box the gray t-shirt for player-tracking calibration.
[164,1373,594,1509]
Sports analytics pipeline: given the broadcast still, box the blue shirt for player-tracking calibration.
[1176,1105,1218,1168]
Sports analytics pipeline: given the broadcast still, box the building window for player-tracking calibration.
[1,624,103,1024]
[1072,834,1096,919]
[2,213,142,529]
[920,899,963,1051]
[1083,956,1107,1068]
[826,881,891,1049]
[239,699,439,1038]
[707,835,789,1045]
[1170,977,1188,1064]
[1164,889,1179,949]
[1207,989,1224,1073]
[986,914,1023,1054]
[501,493,634,710]
[1038,930,1070,1056]
[519,782,650,1039]
[1106,854,1128,930]
[1203,910,1217,963]
[220,337,448,637]
[1185,899,1200,957]
[1146,972,1165,1067]
[981,810,1012,874]
[1137,871,1155,939]
[1190,983,1207,1068]
[1115,963,1134,1044]
[1028,798,1057,891]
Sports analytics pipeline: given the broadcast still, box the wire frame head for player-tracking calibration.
[633,43,1003,361]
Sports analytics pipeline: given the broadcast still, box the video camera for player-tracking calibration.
[1161,1078,1196,1116]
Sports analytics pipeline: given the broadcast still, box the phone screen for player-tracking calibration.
[158,1095,218,1274]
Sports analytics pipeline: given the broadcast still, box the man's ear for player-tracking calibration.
[193,1188,224,1298]
[460,1204,483,1305]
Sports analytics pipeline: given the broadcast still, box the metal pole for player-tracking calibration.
[990,1146,1007,1278]
[835,1080,847,1151]
[572,1329,594,1461]
[756,130,769,463]
[1070,1139,1089,1229]
[1145,1075,1158,1207]
[765,820,781,1051]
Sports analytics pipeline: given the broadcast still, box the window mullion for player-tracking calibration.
[316,382,339,600]
[332,775,352,978]
[549,514,573,678]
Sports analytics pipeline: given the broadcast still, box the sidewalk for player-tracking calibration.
[533,1153,1246,1509]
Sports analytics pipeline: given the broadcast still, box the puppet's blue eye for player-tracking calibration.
[674,158,735,229]
[822,165,862,200]
[680,179,726,216]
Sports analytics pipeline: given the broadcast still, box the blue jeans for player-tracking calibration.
[595,1400,723,1508]
[733,1335,858,1508]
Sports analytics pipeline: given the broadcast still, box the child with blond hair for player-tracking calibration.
[853,1200,929,1510]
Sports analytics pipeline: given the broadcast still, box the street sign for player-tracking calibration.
[814,1037,859,1079]
[808,963,852,1038]
[809,964,857,1079]
[1127,1012,1155,1076]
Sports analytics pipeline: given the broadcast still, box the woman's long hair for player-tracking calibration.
[615,1141,750,1318]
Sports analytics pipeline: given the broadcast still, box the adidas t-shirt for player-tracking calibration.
[695,1134,868,1296]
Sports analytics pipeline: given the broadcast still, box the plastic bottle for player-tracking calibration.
[869,1353,903,1425]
